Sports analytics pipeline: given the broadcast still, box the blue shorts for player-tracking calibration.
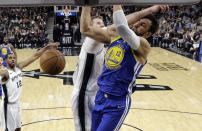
[91,90,131,131]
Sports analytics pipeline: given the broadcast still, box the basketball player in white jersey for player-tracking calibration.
[71,5,168,131]
[71,16,107,131]
[0,42,58,131]
[0,57,4,100]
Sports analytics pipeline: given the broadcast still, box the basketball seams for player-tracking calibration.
[52,56,59,75]
[40,55,64,67]
[56,56,63,74]
[55,55,65,74]
[40,50,58,66]
[40,49,66,75]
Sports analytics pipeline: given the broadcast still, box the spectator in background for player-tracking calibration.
[0,7,49,48]
[53,24,61,42]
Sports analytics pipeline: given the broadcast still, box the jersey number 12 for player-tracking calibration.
[17,80,22,88]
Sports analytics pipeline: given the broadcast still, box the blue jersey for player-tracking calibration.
[98,36,144,96]
[0,44,12,67]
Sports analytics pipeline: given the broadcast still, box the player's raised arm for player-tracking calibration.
[108,5,168,31]
[17,43,59,70]
[10,44,17,62]
[126,5,168,26]
[80,6,114,44]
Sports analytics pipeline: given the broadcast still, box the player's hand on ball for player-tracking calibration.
[46,42,60,49]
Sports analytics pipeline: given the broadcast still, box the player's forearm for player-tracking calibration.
[11,45,17,61]
[33,45,49,59]
[113,5,140,50]
[17,46,49,69]
[80,6,92,34]
[13,50,17,62]
[18,43,58,69]
[126,6,153,26]
[109,5,151,30]
[113,5,122,12]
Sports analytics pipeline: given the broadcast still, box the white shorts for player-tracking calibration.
[71,89,97,131]
[1,102,21,131]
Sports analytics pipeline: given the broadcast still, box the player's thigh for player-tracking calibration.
[97,109,125,131]
[7,105,17,131]
[15,106,21,128]
[91,110,103,131]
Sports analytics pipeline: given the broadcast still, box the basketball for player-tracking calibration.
[40,49,66,75]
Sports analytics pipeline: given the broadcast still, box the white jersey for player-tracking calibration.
[2,67,22,103]
[73,37,105,93]
[71,36,106,131]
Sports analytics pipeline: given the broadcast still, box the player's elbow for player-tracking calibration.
[80,26,94,38]
[80,26,90,35]
[116,24,130,37]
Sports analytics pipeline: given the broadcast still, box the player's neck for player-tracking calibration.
[7,66,15,71]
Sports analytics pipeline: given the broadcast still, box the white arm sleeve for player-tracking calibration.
[113,10,140,50]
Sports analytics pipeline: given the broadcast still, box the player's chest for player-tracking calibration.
[9,71,22,83]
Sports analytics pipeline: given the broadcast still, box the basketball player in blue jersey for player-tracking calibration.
[77,5,168,131]
[0,38,17,67]
[81,5,168,131]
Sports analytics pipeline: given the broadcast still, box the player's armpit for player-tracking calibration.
[135,37,151,65]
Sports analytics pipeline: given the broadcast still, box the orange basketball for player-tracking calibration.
[40,49,66,75]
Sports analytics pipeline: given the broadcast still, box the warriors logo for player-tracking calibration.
[105,45,125,70]
[2,48,8,55]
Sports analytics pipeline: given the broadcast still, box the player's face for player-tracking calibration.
[92,18,105,28]
[6,53,16,68]
[130,18,152,38]
[4,39,8,45]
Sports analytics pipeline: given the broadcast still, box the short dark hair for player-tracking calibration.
[5,52,14,60]
[143,14,159,34]
[91,16,103,20]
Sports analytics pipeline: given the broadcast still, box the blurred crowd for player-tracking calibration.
[0,4,201,60]
[154,4,202,60]
[0,7,49,48]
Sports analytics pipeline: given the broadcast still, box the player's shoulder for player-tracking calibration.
[140,37,151,49]
[15,66,22,71]
[82,37,104,53]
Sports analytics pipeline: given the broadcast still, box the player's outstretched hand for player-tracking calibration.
[46,42,60,49]
[150,5,169,14]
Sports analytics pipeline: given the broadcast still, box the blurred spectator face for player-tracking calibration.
[4,38,9,45]
[131,18,152,37]
[92,18,104,28]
